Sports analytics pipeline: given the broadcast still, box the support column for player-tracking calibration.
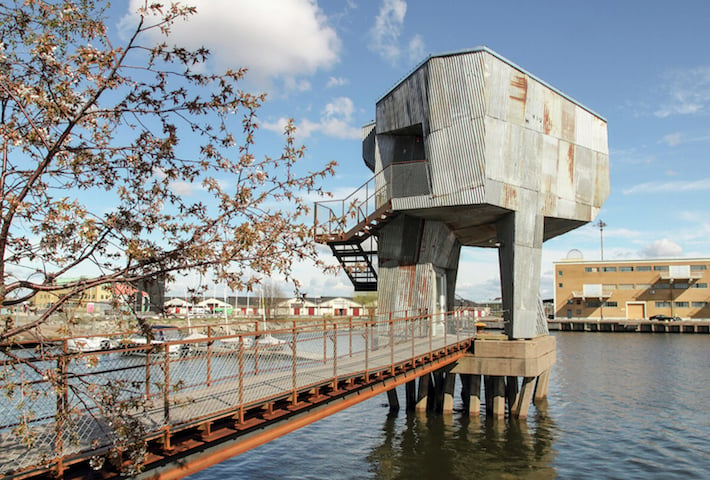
[491,376,506,418]
[405,379,416,410]
[484,375,493,415]
[496,203,544,339]
[512,377,536,418]
[387,387,400,412]
[415,373,430,412]
[432,368,445,412]
[377,217,461,317]
[534,368,551,404]
[505,376,519,414]
[442,372,456,414]
[460,374,481,416]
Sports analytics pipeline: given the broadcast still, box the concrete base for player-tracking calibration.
[452,335,556,418]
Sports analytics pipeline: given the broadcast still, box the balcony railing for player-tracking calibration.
[314,160,431,240]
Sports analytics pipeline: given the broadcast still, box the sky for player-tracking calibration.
[116,0,710,302]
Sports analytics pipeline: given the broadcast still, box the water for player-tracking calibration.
[188,332,710,479]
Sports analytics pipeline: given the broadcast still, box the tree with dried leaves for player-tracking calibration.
[0,0,335,338]
[0,0,336,475]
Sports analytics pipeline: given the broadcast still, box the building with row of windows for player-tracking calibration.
[553,258,710,320]
[29,277,165,314]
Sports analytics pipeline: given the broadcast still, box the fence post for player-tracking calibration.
[332,322,338,390]
[349,316,353,357]
[292,320,298,405]
[411,316,415,362]
[389,312,394,376]
[55,340,68,477]
[206,326,212,387]
[237,334,245,424]
[163,343,170,424]
[365,320,370,379]
[323,317,327,363]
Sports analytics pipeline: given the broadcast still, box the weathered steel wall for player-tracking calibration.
[377,216,460,316]
[365,47,609,339]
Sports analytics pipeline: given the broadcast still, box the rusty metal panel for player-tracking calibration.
[426,117,486,198]
[427,53,486,134]
[560,98,576,143]
[573,145,594,206]
[593,151,610,208]
[556,139,575,204]
[376,65,429,135]
[484,54,510,123]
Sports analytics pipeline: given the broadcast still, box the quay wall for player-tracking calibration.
[548,319,710,334]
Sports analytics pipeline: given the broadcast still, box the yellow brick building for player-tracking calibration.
[553,258,710,320]
[31,280,118,311]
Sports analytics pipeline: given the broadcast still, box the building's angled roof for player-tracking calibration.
[377,45,605,121]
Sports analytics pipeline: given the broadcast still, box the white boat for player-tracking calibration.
[66,337,112,353]
[254,333,288,349]
[123,325,188,356]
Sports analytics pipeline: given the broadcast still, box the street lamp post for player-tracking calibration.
[594,219,607,261]
[594,219,607,322]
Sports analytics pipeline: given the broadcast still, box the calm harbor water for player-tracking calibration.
[188,332,710,479]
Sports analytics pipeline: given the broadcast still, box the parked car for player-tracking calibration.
[649,314,681,321]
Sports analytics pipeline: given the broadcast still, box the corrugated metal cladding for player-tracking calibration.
[426,117,486,199]
[376,65,430,136]
[377,220,460,315]
[362,123,376,172]
[427,54,486,133]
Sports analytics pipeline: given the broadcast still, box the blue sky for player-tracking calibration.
[117,0,710,301]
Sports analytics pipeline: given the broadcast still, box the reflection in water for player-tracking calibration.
[188,333,710,480]
[368,405,557,480]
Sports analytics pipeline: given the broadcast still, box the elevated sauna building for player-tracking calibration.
[365,47,609,339]
[315,46,609,417]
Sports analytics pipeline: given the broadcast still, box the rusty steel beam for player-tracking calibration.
[144,346,469,480]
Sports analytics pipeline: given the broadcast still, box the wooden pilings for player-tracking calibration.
[386,336,556,419]
[386,366,552,419]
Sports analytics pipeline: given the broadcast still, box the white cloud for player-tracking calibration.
[661,132,683,146]
[660,131,710,147]
[326,76,348,88]
[654,66,710,118]
[407,34,425,63]
[622,178,710,195]
[641,239,683,258]
[264,97,361,140]
[169,181,196,196]
[368,0,408,64]
[124,0,340,87]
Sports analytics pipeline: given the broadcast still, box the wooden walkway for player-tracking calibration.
[0,321,474,479]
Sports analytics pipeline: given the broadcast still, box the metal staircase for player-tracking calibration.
[325,206,395,291]
[315,198,395,291]
[315,161,431,291]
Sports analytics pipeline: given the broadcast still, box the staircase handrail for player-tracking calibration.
[314,160,430,239]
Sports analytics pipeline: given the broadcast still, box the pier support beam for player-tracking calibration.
[442,371,456,413]
[415,373,430,412]
[453,336,556,419]
[505,376,519,413]
[460,374,481,416]
[512,377,536,418]
[485,376,506,418]
[496,207,544,339]
[534,367,551,404]
[405,379,416,410]
[387,387,400,412]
